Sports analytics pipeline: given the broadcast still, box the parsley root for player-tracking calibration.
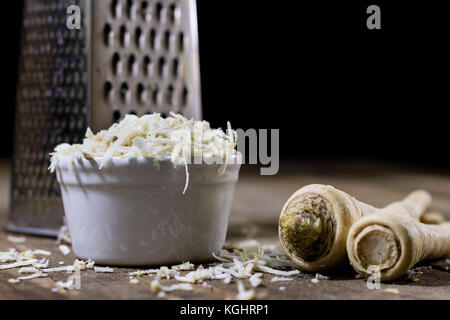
[278,184,431,272]
[347,212,450,281]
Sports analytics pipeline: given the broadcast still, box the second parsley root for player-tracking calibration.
[347,212,450,281]
[278,184,431,272]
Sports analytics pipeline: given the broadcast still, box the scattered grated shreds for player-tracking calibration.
[236,280,256,300]
[49,113,238,194]
[32,250,51,256]
[384,288,400,294]
[129,269,158,277]
[59,245,71,256]
[7,235,26,244]
[271,277,293,282]
[171,262,195,271]
[8,279,21,284]
[0,259,38,270]
[279,286,286,291]
[18,267,38,274]
[17,272,48,281]
[94,266,114,273]
[129,278,139,284]
[151,279,193,293]
[255,265,300,276]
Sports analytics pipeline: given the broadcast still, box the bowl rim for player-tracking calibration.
[55,152,243,169]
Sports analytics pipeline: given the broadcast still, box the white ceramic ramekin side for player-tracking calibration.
[56,157,241,266]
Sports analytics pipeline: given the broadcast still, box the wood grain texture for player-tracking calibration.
[1,159,449,300]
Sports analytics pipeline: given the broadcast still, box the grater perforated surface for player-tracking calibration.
[91,0,202,131]
[9,0,201,236]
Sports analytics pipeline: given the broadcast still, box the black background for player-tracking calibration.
[1,1,449,169]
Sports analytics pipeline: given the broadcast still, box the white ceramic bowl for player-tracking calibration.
[55,156,241,266]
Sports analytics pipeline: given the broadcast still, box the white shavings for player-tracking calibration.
[58,261,65,265]
[0,259,38,270]
[262,244,277,252]
[316,273,329,280]
[311,278,319,284]
[236,280,256,300]
[157,266,179,280]
[171,262,195,271]
[85,259,95,269]
[8,279,20,284]
[94,266,114,273]
[129,278,139,284]
[17,272,48,281]
[18,267,38,274]
[58,245,71,256]
[384,288,400,294]
[202,282,212,289]
[255,265,300,276]
[271,276,293,282]
[249,273,263,287]
[56,278,75,290]
[150,279,193,293]
[32,250,52,256]
[33,259,50,269]
[51,288,59,293]
[49,113,238,196]
[42,266,75,273]
[279,286,286,291]
[223,274,232,284]
[7,235,26,244]
[129,269,158,277]
[157,291,167,298]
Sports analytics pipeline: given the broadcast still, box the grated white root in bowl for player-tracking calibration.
[49,112,237,194]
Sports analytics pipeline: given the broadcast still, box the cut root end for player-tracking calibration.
[352,224,400,272]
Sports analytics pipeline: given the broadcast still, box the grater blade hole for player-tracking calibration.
[172,58,179,77]
[111,0,122,19]
[113,110,122,122]
[160,112,169,119]
[182,86,188,106]
[112,52,122,75]
[165,85,174,106]
[164,30,171,51]
[126,0,137,19]
[169,4,178,25]
[141,0,151,20]
[128,54,137,75]
[149,28,156,50]
[135,27,143,48]
[158,56,166,78]
[143,55,152,76]
[156,2,163,23]
[178,32,184,52]
[104,81,113,100]
[120,82,130,102]
[137,83,147,103]
[103,23,113,45]
[152,85,160,105]
[120,25,130,47]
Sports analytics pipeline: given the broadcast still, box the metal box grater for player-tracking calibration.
[8,0,202,236]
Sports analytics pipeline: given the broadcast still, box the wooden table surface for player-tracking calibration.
[1,159,449,300]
